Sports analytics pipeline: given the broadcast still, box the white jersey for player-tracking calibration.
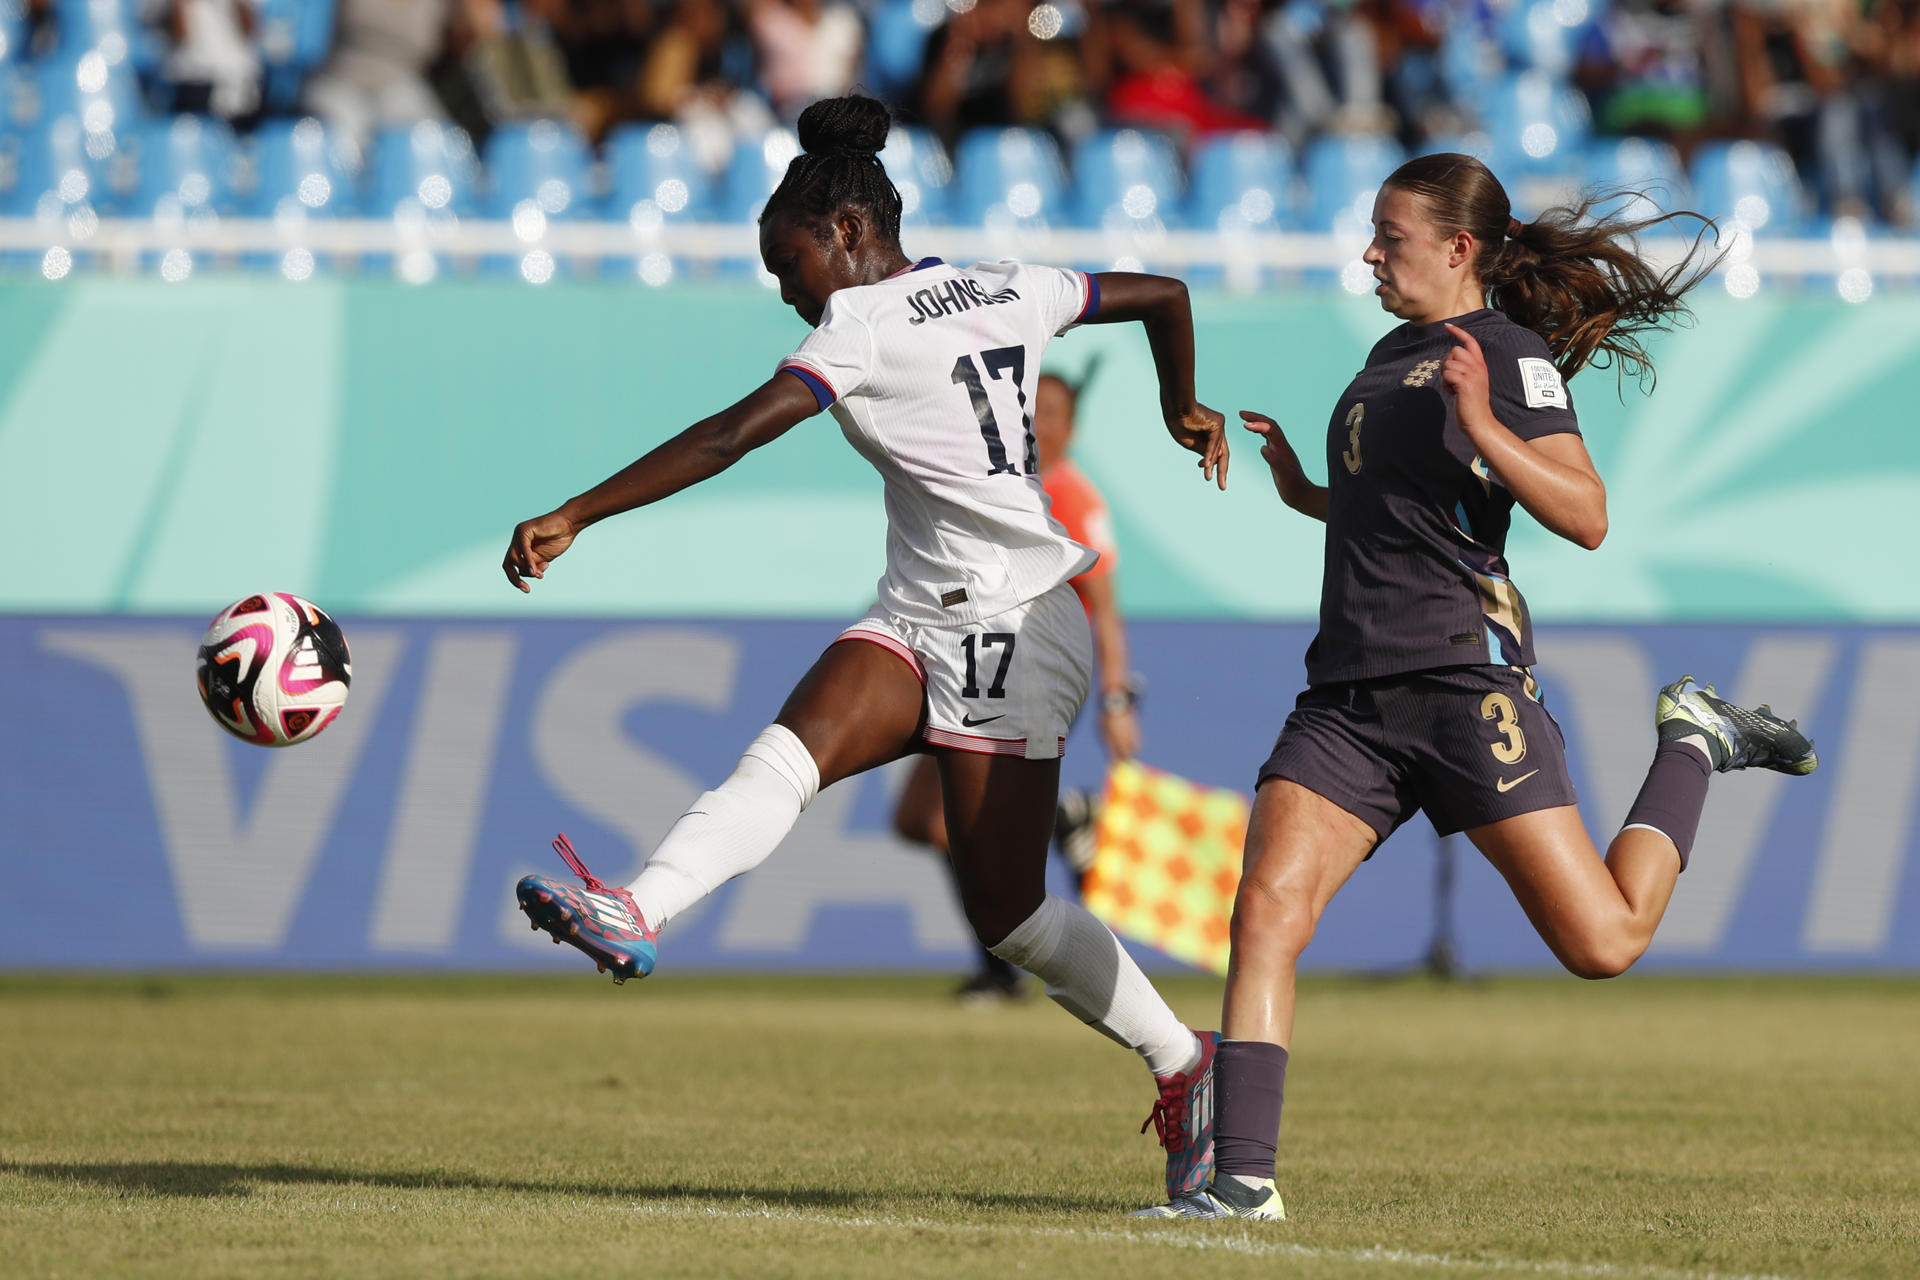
[776,257,1102,627]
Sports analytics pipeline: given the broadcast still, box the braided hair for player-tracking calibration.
[761,95,904,247]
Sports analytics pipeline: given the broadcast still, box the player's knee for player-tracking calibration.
[1230,877,1316,962]
[1560,935,1643,980]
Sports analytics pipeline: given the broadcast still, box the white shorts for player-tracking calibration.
[835,582,1092,760]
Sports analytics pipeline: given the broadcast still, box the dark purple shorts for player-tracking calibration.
[1258,665,1578,843]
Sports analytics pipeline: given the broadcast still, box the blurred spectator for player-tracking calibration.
[1354,0,1450,145]
[639,0,775,172]
[1731,0,1906,218]
[150,0,262,123]
[1105,0,1260,133]
[1261,0,1395,146]
[527,0,656,139]
[1861,0,1920,223]
[304,0,498,154]
[1576,0,1719,149]
[915,0,1054,142]
[1211,0,1285,124]
[747,0,863,122]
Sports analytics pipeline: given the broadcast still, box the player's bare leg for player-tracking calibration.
[893,754,1026,1000]
[1469,674,1819,980]
[938,747,1217,1198]
[1142,779,1374,1220]
[517,638,924,980]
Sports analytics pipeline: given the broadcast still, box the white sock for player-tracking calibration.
[626,724,820,933]
[990,895,1201,1077]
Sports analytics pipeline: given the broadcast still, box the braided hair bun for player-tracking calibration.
[763,95,904,246]
[798,95,891,158]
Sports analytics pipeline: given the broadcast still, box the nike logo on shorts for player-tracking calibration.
[1496,770,1540,793]
[960,713,1005,728]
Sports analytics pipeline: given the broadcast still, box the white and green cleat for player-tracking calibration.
[1656,675,1818,776]
[1131,1177,1286,1221]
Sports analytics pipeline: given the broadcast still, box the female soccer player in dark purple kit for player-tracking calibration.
[1138,153,1821,1220]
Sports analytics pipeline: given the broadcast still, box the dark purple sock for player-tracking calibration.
[1622,741,1713,871]
[1213,1039,1288,1180]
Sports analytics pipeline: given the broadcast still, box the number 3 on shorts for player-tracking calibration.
[1480,692,1527,764]
[961,633,1015,699]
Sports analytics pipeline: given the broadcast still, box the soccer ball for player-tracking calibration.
[195,593,353,747]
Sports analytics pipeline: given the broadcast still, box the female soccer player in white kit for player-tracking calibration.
[503,94,1229,1201]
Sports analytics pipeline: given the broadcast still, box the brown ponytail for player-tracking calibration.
[1384,152,1727,388]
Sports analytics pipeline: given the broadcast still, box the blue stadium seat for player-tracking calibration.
[1419,132,1496,165]
[368,119,478,216]
[864,0,940,103]
[606,121,711,222]
[0,113,97,215]
[1301,133,1405,233]
[0,0,27,62]
[239,116,353,277]
[1071,128,1182,230]
[1438,24,1502,103]
[481,118,590,218]
[1690,140,1812,236]
[1482,70,1590,177]
[256,0,338,112]
[32,46,144,135]
[1580,135,1688,220]
[880,124,951,227]
[246,116,355,217]
[953,127,1068,227]
[603,120,711,283]
[127,113,236,216]
[52,0,164,72]
[1187,131,1294,232]
[1497,0,1580,78]
[719,127,799,223]
[481,119,591,280]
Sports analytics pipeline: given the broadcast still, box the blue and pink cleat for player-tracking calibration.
[516,834,658,984]
[1142,1029,1219,1199]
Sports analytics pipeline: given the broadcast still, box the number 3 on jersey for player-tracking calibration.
[1342,402,1364,475]
[952,347,1036,477]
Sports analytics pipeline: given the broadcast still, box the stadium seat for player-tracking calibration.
[1070,128,1182,230]
[953,126,1068,227]
[1301,133,1405,233]
[1438,24,1502,104]
[1482,70,1590,177]
[864,0,940,104]
[52,0,165,70]
[603,120,711,283]
[32,46,145,136]
[481,119,591,280]
[1690,140,1811,236]
[719,126,799,223]
[127,113,236,217]
[1187,131,1294,232]
[880,124,951,227]
[238,116,354,277]
[256,0,338,113]
[1580,135,1689,221]
[0,0,26,62]
[1419,132,1496,165]
[368,119,478,216]
[0,112,97,215]
[1497,0,1581,78]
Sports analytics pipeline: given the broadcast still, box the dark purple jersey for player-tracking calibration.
[1304,308,1581,686]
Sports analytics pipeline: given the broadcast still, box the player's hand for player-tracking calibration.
[1442,323,1492,428]
[1102,704,1141,762]
[503,509,578,593]
[1240,409,1314,508]
[1165,401,1229,490]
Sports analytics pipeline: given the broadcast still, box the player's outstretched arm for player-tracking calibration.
[1082,271,1228,490]
[1240,410,1327,522]
[503,373,820,592]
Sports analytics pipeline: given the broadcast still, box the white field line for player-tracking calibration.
[619,1201,1799,1280]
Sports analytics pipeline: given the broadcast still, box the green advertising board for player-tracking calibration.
[2,277,1913,621]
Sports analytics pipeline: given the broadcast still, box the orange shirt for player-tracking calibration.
[1043,458,1116,586]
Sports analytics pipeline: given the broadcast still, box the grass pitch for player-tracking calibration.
[2,973,1916,1280]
